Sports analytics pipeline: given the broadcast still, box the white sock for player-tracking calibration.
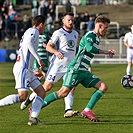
[126,66,131,75]
[0,94,20,106]
[29,92,36,101]
[64,93,74,111]
[31,96,43,118]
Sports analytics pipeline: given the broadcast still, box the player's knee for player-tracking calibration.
[18,91,28,102]
[99,82,108,92]
[57,87,70,98]
[43,82,53,92]
[18,95,27,102]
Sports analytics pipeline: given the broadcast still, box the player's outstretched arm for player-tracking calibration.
[99,49,116,58]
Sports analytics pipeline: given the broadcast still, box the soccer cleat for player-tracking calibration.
[20,98,32,110]
[20,101,27,110]
[28,117,44,126]
[81,110,99,122]
[64,110,79,118]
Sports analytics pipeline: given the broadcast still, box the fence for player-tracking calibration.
[91,36,127,64]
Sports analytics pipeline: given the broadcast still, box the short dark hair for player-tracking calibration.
[32,15,46,27]
[63,12,74,17]
[95,15,110,24]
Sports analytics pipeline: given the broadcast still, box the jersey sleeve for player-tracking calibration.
[49,30,59,45]
[25,31,41,61]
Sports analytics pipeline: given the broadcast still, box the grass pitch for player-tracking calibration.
[0,63,133,133]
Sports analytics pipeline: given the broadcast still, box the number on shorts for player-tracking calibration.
[48,75,55,81]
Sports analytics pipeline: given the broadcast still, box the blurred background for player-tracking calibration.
[0,0,133,63]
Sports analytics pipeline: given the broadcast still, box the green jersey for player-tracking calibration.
[33,33,50,72]
[68,31,100,71]
[37,33,50,60]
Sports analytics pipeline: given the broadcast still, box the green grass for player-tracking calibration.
[0,63,133,133]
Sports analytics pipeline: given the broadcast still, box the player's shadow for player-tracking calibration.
[46,114,133,125]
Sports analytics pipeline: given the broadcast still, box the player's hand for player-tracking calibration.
[43,43,47,48]
[38,60,45,70]
[108,49,116,58]
[128,45,132,49]
[55,51,64,59]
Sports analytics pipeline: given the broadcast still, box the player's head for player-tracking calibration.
[94,15,110,37]
[62,12,74,31]
[32,15,46,34]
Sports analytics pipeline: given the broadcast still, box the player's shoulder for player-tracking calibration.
[72,29,79,36]
[85,31,96,38]
[125,31,131,35]
[83,31,98,42]
[25,28,39,36]
[53,28,62,34]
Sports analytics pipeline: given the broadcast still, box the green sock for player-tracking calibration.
[85,90,104,110]
[41,92,58,109]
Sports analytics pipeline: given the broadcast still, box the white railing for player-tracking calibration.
[91,37,127,64]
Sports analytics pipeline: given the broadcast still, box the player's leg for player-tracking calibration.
[42,69,80,109]
[20,59,48,110]
[0,88,31,106]
[126,53,132,75]
[81,72,107,122]
[0,67,30,106]
[126,61,132,75]
[20,91,36,110]
[41,86,71,108]
[20,77,51,111]
[64,88,79,118]
[28,79,46,126]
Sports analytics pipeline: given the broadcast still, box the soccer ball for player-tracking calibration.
[121,75,133,89]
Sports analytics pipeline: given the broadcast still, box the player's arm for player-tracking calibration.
[27,37,45,69]
[46,41,64,59]
[99,49,116,58]
[124,41,132,49]
[85,36,116,58]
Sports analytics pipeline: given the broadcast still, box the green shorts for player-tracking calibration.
[63,69,100,90]
[33,59,49,72]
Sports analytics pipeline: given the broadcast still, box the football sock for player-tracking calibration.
[31,96,43,118]
[126,66,131,75]
[0,94,20,106]
[85,90,104,110]
[29,92,36,101]
[64,93,74,111]
[41,92,58,109]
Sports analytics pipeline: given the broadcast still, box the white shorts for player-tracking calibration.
[127,49,133,62]
[13,66,41,90]
[45,63,67,83]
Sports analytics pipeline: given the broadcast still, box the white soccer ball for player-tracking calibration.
[121,75,133,89]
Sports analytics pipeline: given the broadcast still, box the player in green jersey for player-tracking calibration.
[38,15,116,122]
[33,32,50,79]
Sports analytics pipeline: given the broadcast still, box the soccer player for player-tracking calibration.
[40,15,116,122]
[0,15,46,126]
[20,32,50,110]
[20,12,79,118]
[123,24,133,75]
[33,32,50,79]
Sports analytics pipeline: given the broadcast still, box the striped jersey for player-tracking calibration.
[68,31,100,71]
[37,33,50,60]
[50,28,78,66]
[14,28,40,70]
